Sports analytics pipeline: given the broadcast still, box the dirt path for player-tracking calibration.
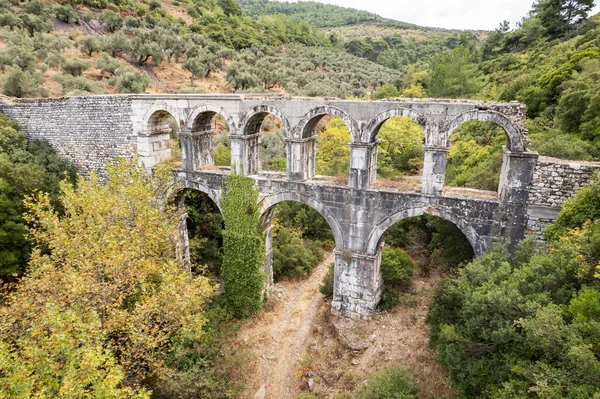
[238,252,334,399]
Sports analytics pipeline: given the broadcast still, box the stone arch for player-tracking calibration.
[446,110,525,152]
[362,107,427,143]
[169,177,222,212]
[185,104,236,133]
[259,191,344,249]
[365,206,481,256]
[142,102,185,135]
[295,105,359,140]
[239,104,291,136]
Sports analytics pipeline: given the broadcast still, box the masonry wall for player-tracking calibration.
[526,156,600,238]
[0,96,134,177]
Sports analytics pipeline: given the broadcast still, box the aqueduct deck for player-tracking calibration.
[1,94,597,317]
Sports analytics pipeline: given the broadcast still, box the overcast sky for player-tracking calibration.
[282,0,600,30]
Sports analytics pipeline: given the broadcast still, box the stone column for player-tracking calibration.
[498,146,539,203]
[421,146,449,195]
[175,193,191,272]
[263,223,274,297]
[179,127,215,171]
[349,141,378,190]
[229,134,245,174]
[331,248,383,319]
[244,132,261,175]
[286,137,317,181]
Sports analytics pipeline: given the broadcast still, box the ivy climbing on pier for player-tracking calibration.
[221,172,265,318]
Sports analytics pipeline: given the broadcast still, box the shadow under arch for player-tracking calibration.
[171,177,222,213]
[184,104,236,133]
[259,192,344,249]
[366,207,481,256]
[362,107,427,143]
[445,110,525,152]
[295,105,359,140]
[238,104,291,136]
[142,102,185,134]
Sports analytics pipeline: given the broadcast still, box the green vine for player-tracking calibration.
[220,172,265,318]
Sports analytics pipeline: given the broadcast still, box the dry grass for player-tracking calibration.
[371,173,422,192]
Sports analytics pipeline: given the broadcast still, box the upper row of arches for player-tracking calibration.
[142,102,526,152]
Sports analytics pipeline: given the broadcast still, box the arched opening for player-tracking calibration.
[178,188,224,277]
[187,111,231,170]
[242,112,287,175]
[146,110,182,167]
[375,214,474,309]
[262,200,335,282]
[445,120,506,195]
[372,116,425,191]
[312,116,352,184]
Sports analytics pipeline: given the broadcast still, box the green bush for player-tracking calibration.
[357,366,418,399]
[62,57,92,76]
[96,52,124,75]
[319,262,335,297]
[99,11,123,32]
[110,67,151,94]
[378,247,415,310]
[1,65,46,98]
[77,36,101,56]
[53,4,77,23]
[272,225,323,281]
[52,73,102,95]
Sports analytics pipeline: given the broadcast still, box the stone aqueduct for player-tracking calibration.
[1,94,598,318]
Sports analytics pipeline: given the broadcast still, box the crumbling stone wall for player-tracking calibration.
[0,96,134,177]
[526,156,600,238]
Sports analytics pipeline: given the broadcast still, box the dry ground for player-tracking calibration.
[235,254,453,399]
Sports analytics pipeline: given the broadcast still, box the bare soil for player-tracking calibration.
[236,255,454,399]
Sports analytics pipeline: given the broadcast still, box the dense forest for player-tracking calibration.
[0,0,600,398]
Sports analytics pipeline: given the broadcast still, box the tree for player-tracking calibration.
[315,118,351,176]
[534,0,594,37]
[0,114,75,278]
[77,35,101,56]
[130,29,164,66]
[1,65,45,98]
[428,46,482,99]
[110,67,151,94]
[0,158,213,391]
[53,3,77,23]
[99,10,123,32]
[220,172,265,318]
[103,32,131,57]
[62,56,92,76]
[373,83,399,99]
[218,0,243,17]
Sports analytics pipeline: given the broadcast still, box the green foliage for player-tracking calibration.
[373,83,399,99]
[319,262,335,297]
[272,224,323,281]
[275,201,334,243]
[220,172,265,318]
[96,52,125,75]
[315,118,351,176]
[53,3,77,24]
[77,35,101,56]
[429,45,482,98]
[376,117,424,179]
[62,56,92,77]
[109,67,151,94]
[534,0,594,38]
[99,10,124,32]
[261,129,286,171]
[445,121,505,191]
[52,73,102,95]
[544,172,600,240]
[1,65,45,97]
[103,31,131,57]
[379,247,415,310]
[356,365,418,399]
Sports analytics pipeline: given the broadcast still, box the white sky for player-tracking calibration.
[282,0,600,30]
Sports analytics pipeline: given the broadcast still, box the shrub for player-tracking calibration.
[96,52,124,75]
[373,83,400,99]
[357,366,418,399]
[52,73,102,95]
[53,4,77,23]
[110,67,151,94]
[62,57,92,76]
[319,262,335,297]
[77,36,101,56]
[272,225,323,280]
[378,247,415,310]
[46,51,66,68]
[99,10,123,32]
[103,31,131,57]
[1,65,46,97]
